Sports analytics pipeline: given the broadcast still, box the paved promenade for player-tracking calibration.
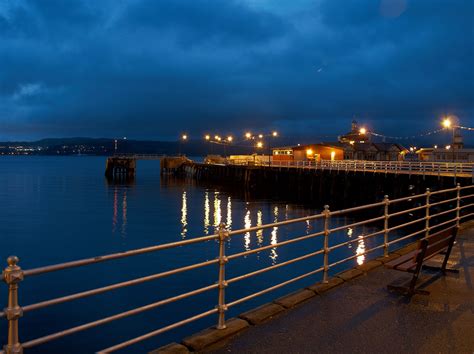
[210,222,474,354]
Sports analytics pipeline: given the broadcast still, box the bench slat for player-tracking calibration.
[424,237,453,258]
[424,227,454,245]
[385,250,419,270]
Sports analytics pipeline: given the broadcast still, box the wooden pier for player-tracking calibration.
[172,162,472,210]
[105,155,191,180]
[105,156,136,179]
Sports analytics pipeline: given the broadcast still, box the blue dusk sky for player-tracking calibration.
[0,0,472,141]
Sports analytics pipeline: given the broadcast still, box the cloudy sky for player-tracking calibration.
[0,0,472,141]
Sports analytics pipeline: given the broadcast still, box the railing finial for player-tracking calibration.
[3,256,24,354]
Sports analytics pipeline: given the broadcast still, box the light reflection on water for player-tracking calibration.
[213,191,221,228]
[270,206,279,265]
[256,210,263,247]
[121,189,127,238]
[176,188,383,267]
[244,209,251,251]
[356,235,366,265]
[204,191,210,234]
[226,196,232,230]
[180,191,187,238]
[112,186,128,238]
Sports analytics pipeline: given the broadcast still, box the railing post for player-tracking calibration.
[216,223,229,330]
[456,183,461,227]
[2,256,24,354]
[425,188,431,238]
[383,195,390,257]
[322,205,330,283]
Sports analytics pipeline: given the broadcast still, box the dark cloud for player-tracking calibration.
[0,0,472,141]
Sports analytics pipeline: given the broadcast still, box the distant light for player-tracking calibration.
[410,147,414,152]
[446,145,451,150]
[214,135,219,140]
[245,132,252,139]
[306,148,313,155]
[258,134,263,139]
[123,137,127,140]
[227,136,233,142]
[359,128,367,135]
[257,141,263,148]
[297,143,301,146]
[349,140,355,145]
[434,145,438,149]
[272,131,278,137]
[182,134,188,140]
[205,135,210,140]
[442,117,452,129]
[330,151,336,161]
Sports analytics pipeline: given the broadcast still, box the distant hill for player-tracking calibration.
[0,137,256,156]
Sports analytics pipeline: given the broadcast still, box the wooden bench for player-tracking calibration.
[385,226,459,296]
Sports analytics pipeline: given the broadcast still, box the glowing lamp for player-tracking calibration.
[442,118,452,129]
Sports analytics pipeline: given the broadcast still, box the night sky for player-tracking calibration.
[0,0,473,141]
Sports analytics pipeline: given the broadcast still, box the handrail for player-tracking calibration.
[1,183,473,353]
[23,233,218,277]
[224,159,474,178]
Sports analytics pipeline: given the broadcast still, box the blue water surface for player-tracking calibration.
[0,156,385,353]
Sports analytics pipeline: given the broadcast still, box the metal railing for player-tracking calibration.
[1,184,473,353]
[227,159,474,179]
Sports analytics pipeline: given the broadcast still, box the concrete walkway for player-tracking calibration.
[210,223,474,354]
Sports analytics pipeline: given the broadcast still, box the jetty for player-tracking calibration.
[173,160,473,210]
[104,155,190,180]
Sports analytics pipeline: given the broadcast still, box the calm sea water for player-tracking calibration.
[0,156,385,353]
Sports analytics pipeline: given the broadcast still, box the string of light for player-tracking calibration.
[457,125,474,131]
[368,128,445,140]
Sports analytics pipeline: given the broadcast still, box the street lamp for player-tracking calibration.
[245,132,252,139]
[227,136,233,142]
[272,131,278,137]
[257,141,263,148]
[359,127,367,135]
[205,134,210,141]
[182,134,188,141]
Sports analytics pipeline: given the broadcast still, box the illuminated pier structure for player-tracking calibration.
[174,162,472,210]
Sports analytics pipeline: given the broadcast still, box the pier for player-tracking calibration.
[174,161,473,210]
[105,155,190,180]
